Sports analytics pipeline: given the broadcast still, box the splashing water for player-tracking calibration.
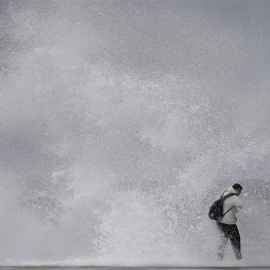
[0,0,270,266]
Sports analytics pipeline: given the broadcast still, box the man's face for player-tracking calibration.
[236,188,242,196]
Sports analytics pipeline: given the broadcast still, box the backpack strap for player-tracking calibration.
[222,193,237,217]
[222,193,236,200]
[220,190,226,198]
[222,206,235,217]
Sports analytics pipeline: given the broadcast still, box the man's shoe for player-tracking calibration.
[236,254,242,260]
[218,253,224,261]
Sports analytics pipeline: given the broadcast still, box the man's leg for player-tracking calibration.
[217,223,229,261]
[228,225,242,260]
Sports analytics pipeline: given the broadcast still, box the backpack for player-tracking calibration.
[208,191,236,222]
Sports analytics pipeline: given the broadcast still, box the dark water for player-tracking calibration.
[1,267,270,270]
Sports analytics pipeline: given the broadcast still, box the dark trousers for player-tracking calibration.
[217,222,242,260]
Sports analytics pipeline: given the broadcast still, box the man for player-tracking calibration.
[217,183,243,261]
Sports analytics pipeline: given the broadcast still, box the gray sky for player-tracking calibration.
[1,0,270,209]
[1,0,270,79]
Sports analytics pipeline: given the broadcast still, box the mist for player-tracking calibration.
[0,0,270,266]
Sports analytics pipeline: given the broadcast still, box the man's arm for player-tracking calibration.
[233,196,243,209]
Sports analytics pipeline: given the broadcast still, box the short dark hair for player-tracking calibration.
[232,183,243,190]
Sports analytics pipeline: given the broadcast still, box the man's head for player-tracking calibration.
[232,183,243,196]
